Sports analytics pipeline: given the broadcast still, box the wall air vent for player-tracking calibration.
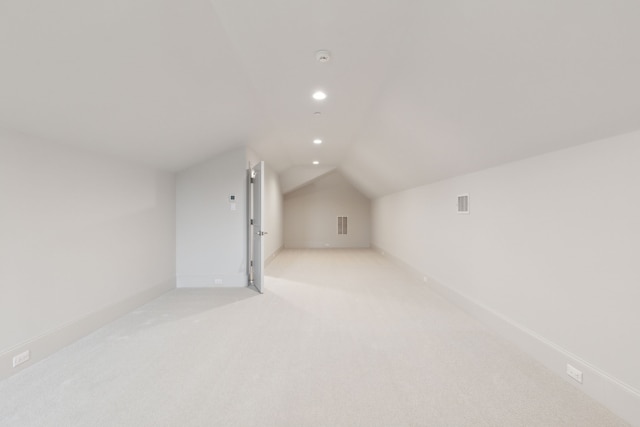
[457,194,469,214]
[337,216,348,235]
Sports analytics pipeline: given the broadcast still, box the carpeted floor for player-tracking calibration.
[0,249,630,426]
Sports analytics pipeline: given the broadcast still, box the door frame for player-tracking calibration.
[247,161,265,293]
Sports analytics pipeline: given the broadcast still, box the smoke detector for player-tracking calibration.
[316,50,331,63]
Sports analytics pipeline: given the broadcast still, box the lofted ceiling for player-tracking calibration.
[2,0,640,197]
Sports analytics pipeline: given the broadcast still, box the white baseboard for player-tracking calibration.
[177,251,283,288]
[373,245,640,427]
[176,274,248,288]
[0,280,174,381]
[265,246,283,266]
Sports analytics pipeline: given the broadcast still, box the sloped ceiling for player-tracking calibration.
[2,0,640,197]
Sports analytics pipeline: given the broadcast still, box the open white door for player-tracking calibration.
[248,161,265,293]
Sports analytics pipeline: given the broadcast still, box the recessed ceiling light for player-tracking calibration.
[313,139,322,144]
[313,111,322,117]
[312,161,319,165]
[312,91,327,101]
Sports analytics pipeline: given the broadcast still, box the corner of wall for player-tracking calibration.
[265,246,283,266]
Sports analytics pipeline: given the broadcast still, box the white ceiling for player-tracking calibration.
[2,0,640,197]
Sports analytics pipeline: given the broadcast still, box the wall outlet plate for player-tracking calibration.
[567,363,583,383]
[13,350,30,368]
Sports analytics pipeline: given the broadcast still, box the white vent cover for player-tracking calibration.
[337,216,348,235]
[457,194,469,214]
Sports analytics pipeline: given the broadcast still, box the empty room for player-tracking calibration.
[1,1,639,426]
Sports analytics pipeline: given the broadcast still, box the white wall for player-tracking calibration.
[284,171,371,248]
[279,165,335,194]
[263,164,283,262]
[176,148,248,287]
[372,131,640,425]
[176,148,283,286]
[0,131,176,379]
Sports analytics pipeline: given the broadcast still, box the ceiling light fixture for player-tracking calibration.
[313,111,322,117]
[312,91,327,101]
[312,161,319,165]
[313,139,322,144]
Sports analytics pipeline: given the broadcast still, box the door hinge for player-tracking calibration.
[250,219,254,225]
[250,261,253,267]
[250,178,254,184]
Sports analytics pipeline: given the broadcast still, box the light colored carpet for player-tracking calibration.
[0,249,630,426]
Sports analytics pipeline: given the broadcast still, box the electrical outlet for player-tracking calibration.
[423,276,428,283]
[13,350,30,368]
[214,279,223,285]
[567,364,583,383]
